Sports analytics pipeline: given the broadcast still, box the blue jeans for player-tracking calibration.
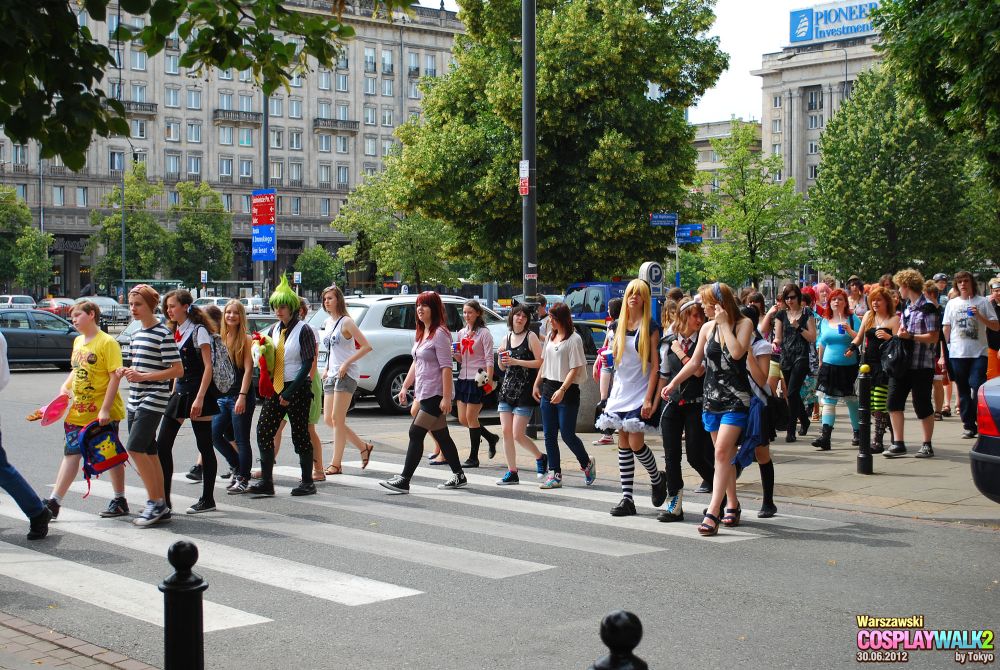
[0,428,44,518]
[539,397,589,474]
[213,394,256,479]
[951,356,987,431]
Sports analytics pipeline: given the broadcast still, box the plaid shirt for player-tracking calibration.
[903,295,938,369]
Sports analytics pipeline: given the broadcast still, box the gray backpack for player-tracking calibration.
[209,332,236,393]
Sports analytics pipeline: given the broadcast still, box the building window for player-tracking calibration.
[409,109,420,121]
[109,150,125,172]
[425,54,437,77]
[165,54,179,74]
[807,90,823,111]
[382,139,395,156]
[187,89,201,109]
[219,126,233,145]
[131,83,146,102]
[239,94,253,112]
[276,197,283,214]
[289,162,302,183]
[165,153,181,175]
[336,73,348,92]
[131,48,146,71]
[239,158,253,178]
[318,69,331,90]
[337,103,350,121]
[108,14,120,39]
[238,128,253,147]
[808,114,823,129]
[168,190,180,206]
[187,122,202,143]
[807,141,819,155]
[219,157,233,177]
[270,161,283,179]
[408,80,420,99]
[130,119,146,139]
[165,120,180,142]
[336,136,349,154]
[318,101,332,119]
[289,130,302,150]
[218,67,232,81]
[290,196,301,215]
[320,198,330,217]
[110,47,123,69]
[808,164,819,180]
[12,144,27,165]
[772,119,782,133]
[222,194,232,212]
[771,143,781,156]
[219,92,233,110]
[364,136,376,156]
[772,95,782,108]
[77,9,87,29]
[772,169,783,182]
[364,106,376,125]
[269,128,283,149]
[290,74,303,88]
[242,194,252,213]
[52,186,64,206]
[319,164,332,184]
[381,49,393,74]
[109,81,124,100]
[337,165,349,187]
[76,187,88,206]
[382,78,393,97]
[408,52,419,74]
[240,68,252,82]
[364,47,376,72]
[187,155,201,176]
[289,98,302,119]
[132,150,147,164]
[269,97,283,117]
[165,87,179,107]
[337,53,349,69]
[364,164,377,177]
[364,77,376,96]
[381,108,393,127]
[318,134,332,152]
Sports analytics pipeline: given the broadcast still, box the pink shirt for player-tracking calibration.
[412,327,453,400]
[456,326,495,380]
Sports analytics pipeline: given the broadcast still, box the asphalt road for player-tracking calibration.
[0,368,996,669]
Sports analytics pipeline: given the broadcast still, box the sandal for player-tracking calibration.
[312,471,327,482]
[721,505,742,527]
[698,513,721,536]
[360,443,375,470]
[324,464,343,476]
[934,412,943,421]
[941,406,951,417]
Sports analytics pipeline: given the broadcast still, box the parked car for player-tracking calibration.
[240,296,265,314]
[0,295,37,310]
[563,282,627,322]
[971,377,1000,504]
[76,296,129,328]
[193,296,236,309]
[37,297,75,319]
[305,294,508,414]
[0,309,76,368]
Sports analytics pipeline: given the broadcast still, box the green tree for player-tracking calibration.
[15,228,55,294]
[702,120,806,288]
[0,187,33,288]
[808,68,993,279]
[87,162,170,286]
[167,181,234,286]
[874,1,1000,198]
[393,0,727,286]
[294,245,345,294]
[335,159,459,289]
[0,0,409,169]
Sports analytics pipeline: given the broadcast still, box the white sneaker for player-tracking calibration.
[133,500,169,527]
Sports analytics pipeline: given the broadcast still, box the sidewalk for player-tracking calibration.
[360,411,1000,527]
[0,613,156,670]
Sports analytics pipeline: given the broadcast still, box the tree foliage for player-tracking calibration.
[15,228,55,293]
[701,120,806,288]
[0,187,34,288]
[808,68,994,279]
[334,159,459,289]
[0,0,408,169]
[167,181,234,286]
[294,245,345,294]
[393,0,727,286]
[874,0,1000,197]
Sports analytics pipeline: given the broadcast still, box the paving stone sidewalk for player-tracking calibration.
[0,613,157,670]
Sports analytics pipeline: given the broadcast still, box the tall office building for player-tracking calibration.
[752,1,882,196]
[0,0,462,296]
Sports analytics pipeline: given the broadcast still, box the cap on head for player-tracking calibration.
[933,273,948,281]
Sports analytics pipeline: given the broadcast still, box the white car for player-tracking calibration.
[193,296,236,309]
[307,294,508,414]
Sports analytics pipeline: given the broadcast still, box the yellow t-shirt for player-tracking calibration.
[66,331,125,426]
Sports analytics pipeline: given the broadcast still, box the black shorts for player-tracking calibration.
[126,409,161,454]
[887,368,934,419]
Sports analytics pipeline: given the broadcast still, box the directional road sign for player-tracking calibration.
[650,212,678,227]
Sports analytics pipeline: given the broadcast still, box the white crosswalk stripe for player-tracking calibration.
[0,536,269,631]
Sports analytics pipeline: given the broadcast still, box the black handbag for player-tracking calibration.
[880,336,911,380]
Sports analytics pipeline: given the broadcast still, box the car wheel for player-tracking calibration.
[377,362,412,414]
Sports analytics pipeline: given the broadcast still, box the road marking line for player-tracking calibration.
[0,538,269,631]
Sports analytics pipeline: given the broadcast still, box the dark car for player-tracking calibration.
[0,309,77,369]
[971,377,1000,504]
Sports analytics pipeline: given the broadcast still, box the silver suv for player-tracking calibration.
[307,294,508,414]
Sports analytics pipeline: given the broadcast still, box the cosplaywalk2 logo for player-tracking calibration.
[855,614,995,664]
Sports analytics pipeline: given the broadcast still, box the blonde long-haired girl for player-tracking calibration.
[596,279,666,517]
[212,300,256,493]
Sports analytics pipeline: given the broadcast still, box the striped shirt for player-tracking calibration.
[127,323,181,414]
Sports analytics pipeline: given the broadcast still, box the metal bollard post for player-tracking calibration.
[588,610,648,670]
[857,364,873,475]
[159,540,208,670]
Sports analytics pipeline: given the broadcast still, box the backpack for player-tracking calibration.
[78,421,129,498]
[210,332,236,393]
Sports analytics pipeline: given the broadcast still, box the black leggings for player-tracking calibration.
[660,403,714,496]
[157,417,216,509]
[256,384,314,483]
[402,397,462,479]
[782,357,810,432]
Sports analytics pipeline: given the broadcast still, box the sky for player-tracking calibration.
[421,0,809,125]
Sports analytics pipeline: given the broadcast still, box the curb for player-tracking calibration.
[0,612,157,670]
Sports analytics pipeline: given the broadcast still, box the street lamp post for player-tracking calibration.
[521,0,537,308]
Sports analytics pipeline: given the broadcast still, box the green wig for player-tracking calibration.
[269,274,300,311]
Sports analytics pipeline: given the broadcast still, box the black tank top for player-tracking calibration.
[863,327,892,365]
[703,327,752,413]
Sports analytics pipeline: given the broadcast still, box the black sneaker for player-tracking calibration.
[610,497,637,517]
[438,473,468,490]
[485,432,499,459]
[915,443,934,458]
[27,507,52,540]
[884,442,907,458]
[219,467,234,480]
[851,430,860,447]
[186,498,216,514]
[247,480,275,496]
[99,496,129,518]
[694,482,712,494]
[379,475,410,494]
[785,431,797,443]
[651,473,667,508]
[461,458,480,468]
[227,479,249,495]
[186,464,203,481]
[757,502,778,519]
[42,498,60,520]
[962,429,978,439]
[290,482,317,496]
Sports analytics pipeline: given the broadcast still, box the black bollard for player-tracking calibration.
[857,364,873,475]
[589,610,648,670]
[159,540,208,670]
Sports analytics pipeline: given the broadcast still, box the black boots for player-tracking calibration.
[871,411,887,454]
[812,424,833,450]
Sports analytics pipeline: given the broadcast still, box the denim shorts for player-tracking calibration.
[702,410,748,433]
[498,401,533,417]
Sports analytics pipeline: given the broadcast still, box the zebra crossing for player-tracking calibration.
[0,457,851,633]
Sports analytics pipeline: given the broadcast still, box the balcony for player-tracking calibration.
[289,178,303,188]
[364,61,376,73]
[218,175,233,184]
[11,163,28,174]
[269,177,282,187]
[110,169,124,180]
[239,176,254,185]
[212,109,263,125]
[318,180,331,189]
[49,165,66,175]
[165,171,180,181]
[123,100,157,115]
[382,63,394,75]
[336,182,349,191]
[312,118,359,133]
[408,66,420,78]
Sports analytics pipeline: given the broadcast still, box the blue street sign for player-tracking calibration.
[676,224,702,234]
[650,212,678,227]
[675,271,681,287]
[252,224,276,261]
[677,236,702,245]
